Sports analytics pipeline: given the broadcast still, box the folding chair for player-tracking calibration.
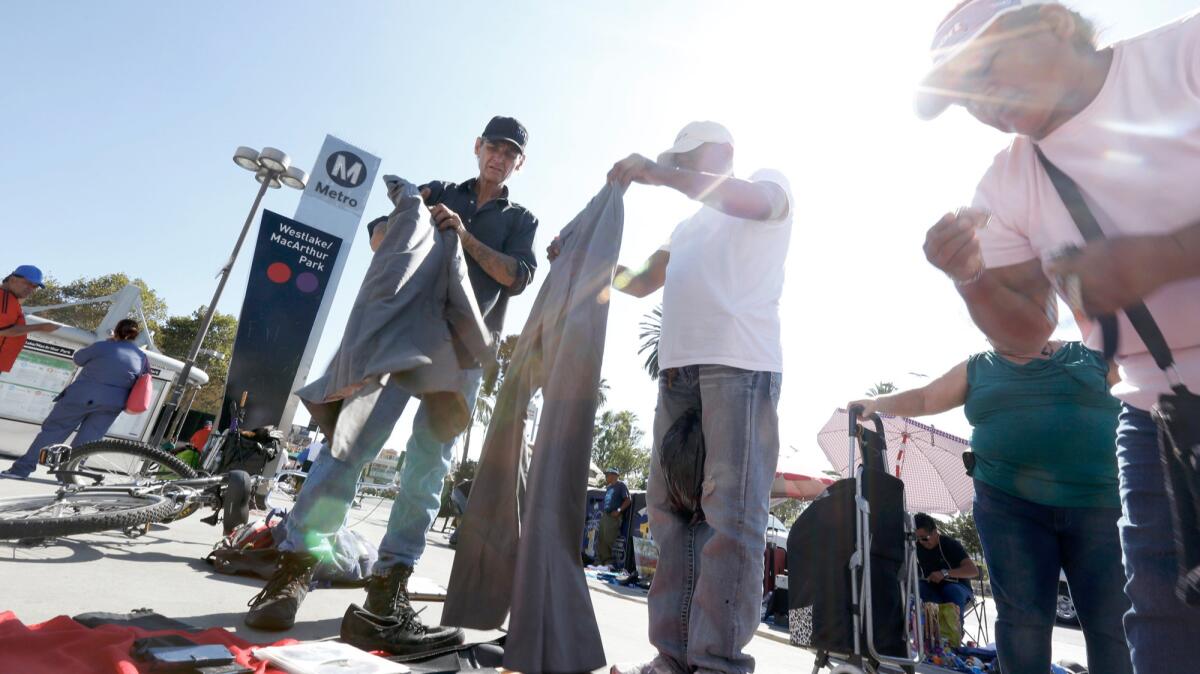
[961,568,990,646]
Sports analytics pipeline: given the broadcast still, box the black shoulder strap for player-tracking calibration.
[1034,147,1179,378]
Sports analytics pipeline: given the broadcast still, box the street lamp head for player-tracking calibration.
[280,165,308,190]
[257,147,290,173]
[255,168,282,189]
[233,146,261,172]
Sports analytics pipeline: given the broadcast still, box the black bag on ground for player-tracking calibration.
[786,470,907,658]
[1037,148,1200,605]
[214,426,281,476]
[660,408,705,519]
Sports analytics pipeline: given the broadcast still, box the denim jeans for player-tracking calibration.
[1117,405,1200,673]
[918,580,973,616]
[646,365,781,674]
[281,369,482,572]
[8,397,123,477]
[973,480,1131,674]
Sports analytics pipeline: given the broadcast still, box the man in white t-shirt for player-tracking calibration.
[600,121,792,674]
[917,2,1200,672]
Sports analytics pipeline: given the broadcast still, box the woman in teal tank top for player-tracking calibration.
[850,340,1132,674]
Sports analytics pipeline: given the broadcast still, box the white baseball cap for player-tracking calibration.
[657,121,734,165]
[915,0,1054,120]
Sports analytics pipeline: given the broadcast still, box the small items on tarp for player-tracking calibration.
[0,610,296,673]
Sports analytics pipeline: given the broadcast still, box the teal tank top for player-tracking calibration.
[964,342,1120,509]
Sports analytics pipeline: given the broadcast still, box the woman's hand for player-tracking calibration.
[848,399,879,420]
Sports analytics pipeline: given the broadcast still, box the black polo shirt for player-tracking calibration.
[421,178,539,338]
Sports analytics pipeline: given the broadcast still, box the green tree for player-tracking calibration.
[940,512,983,559]
[638,304,662,381]
[592,410,651,488]
[157,306,239,415]
[865,381,898,397]
[29,273,169,335]
[771,499,808,527]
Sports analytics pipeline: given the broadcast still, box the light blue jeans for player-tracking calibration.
[646,365,781,674]
[282,369,482,573]
[1117,405,1200,673]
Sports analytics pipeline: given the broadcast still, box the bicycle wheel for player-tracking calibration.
[61,439,198,486]
[0,492,174,540]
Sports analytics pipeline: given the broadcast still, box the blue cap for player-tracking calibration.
[11,265,45,288]
[605,467,620,475]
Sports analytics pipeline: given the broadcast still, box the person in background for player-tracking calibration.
[850,338,1132,674]
[596,467,632,568]
[0,265,58,376]
[189,420,213,452]
[3,319,148,480]
[911,514,979,624]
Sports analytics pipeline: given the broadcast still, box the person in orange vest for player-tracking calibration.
[0,265,58,375]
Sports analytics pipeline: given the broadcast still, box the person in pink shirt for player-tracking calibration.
[916,2,1200,672]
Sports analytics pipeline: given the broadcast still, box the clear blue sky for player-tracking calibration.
[5,1,1197,472]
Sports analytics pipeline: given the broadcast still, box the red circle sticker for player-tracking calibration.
[267,262,291,284]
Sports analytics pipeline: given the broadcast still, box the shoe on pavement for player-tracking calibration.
[244,550,318,630]
[1,470,30,480]
[611,654,688,674]
[340,603,464,656]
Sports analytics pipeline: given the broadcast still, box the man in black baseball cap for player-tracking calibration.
[248,117,540,647]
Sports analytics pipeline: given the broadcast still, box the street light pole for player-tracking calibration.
[149,147,307,447]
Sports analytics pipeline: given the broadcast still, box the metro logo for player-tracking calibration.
[325,150,366,188]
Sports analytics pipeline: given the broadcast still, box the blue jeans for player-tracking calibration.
[646,365,781,674]
[1117,405,1200,673]
[281,369,482,572]
[973,480,1131,674]
[7,397,123,477]
[919,580,973,616]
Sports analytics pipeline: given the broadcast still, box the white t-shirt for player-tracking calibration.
[973,11,1200,411]
[658,169,793,373]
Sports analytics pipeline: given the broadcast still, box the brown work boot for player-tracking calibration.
[244,550,318,630]
[363,563,418,617]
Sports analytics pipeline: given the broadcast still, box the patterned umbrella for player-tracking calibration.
[816,408,974,514]
[770,471,835,501]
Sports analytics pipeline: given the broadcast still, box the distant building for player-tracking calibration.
[362,448,403,485]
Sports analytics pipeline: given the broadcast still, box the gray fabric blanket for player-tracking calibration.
[296,178,493,457]
[443,184,625,674]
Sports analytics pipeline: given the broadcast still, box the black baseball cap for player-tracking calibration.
[481,116,528,152]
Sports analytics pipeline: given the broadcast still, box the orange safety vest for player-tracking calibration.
[0,289,27,374]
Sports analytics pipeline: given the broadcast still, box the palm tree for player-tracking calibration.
[639,305,662,380]
[865,381,897,397]
[596,377,610,409]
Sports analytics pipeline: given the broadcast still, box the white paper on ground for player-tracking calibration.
[252,642,410,674]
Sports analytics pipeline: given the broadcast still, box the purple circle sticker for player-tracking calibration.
[296,272,319,293]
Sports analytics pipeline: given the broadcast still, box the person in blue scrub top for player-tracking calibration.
[3,318,150,479]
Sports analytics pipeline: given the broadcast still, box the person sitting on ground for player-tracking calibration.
[596,468,631,568]
[850,338,1132,674]
[4,318,149,479]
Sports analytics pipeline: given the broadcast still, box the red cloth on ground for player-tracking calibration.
[0,611,298,673]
